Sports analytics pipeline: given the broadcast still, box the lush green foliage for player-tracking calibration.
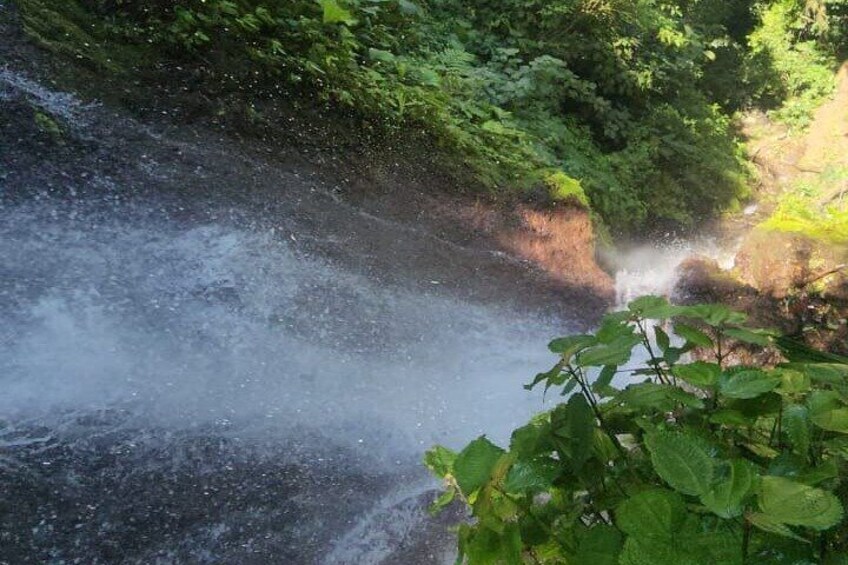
[426,296,848,563]
[746,0,840,129]
[16,0,751,232]
[15,0,845,232]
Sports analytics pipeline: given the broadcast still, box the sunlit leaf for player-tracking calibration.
[758,476,844,530]
[674,323,714,348]
[808,391,848,433]
[719,369,781,399]
[701,459,755,518]
[424,445,457,477]
[453,436,505,495]
[645,431,714,496]
[320,0,357,25]
[673,361,721,388]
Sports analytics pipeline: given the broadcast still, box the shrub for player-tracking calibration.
[427,296,848,564]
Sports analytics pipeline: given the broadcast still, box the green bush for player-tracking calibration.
[427,296,848,564]
[18,0,759,234]
[747,0,839,129]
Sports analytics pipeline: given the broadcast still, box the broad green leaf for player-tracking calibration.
[510,417,553,458]
[614,383,704,412]
[796,458,839,486]
[320,0,357,25]
[429,489,455,515]
[783,405,811,455]
[619,537,705,565]
[719,369,781,399]
[574,525,622,565]
[503,459,559,493]
[776,369,811,396]
[747,512,808,541]
[776,337,848,363]
[710,409,751,427]
[673,362,721,388]
[548,334,596,359]
[368,48,396,63]
[595,312,634,343]
[453,436,505,495]
[424,445,456,478]
[628,295,681,319]
[577,335,641,367]
[785,363,848,385]
[758,476,844,530]
[524,362,565,391]
[592,365,617,396]
[724,327,773,347]
[398,0,421,15]
[645,430,714,496]
[700,459,755,518]
[550,394,595,470]
[655,326,671,353]
[674,323,714,347]
[809,391,848,433]
[616,488,686,540]
[680,304,747,326]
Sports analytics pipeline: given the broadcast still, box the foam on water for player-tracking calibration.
[0,200,561,455]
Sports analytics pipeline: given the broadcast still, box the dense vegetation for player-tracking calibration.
[15,0,847,234]
[427,296,848,564]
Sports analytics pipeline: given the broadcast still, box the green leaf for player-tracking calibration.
[453,437,505,495]
[509,418,553,458]
[550,394,595,471]
[808,391,848,433]
[577,335,641,367]
[776,369,811,396]
[614,383,704,412]
[680,304,747,326]
[524,362,565,391]
[424,445,457,478]
[616,488,686,540]
[718,369,781,399]
[776,337,848,363]
[673,323,714,348]
[629,295,681,319]
[724,327,773,347]
[655,326,671,353]
[503,459,559,493]
[368,48,396,63]
[785,363,848,385]
[429,489,455,515]
[645,430,714,496]
[710,409,751,427]
[673,362,721,388]
[700,459,755,518]
[575,525,622,565]
[783,405,811,455]
[592,365,617,395]
[747,512,808,542]
[548,334,596,360]
[320,0,357,25]
[758,476,844,530]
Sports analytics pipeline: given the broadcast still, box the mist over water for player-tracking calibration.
[0,185,567,561]
[1,198,559,449]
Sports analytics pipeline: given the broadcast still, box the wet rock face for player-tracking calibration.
[0,416,460,564]
[733,230,815,299]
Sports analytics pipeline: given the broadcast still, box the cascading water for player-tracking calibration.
[1,60,743,562]
[1,70,575,563]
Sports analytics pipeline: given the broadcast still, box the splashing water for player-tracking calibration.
[0,190,567,561]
